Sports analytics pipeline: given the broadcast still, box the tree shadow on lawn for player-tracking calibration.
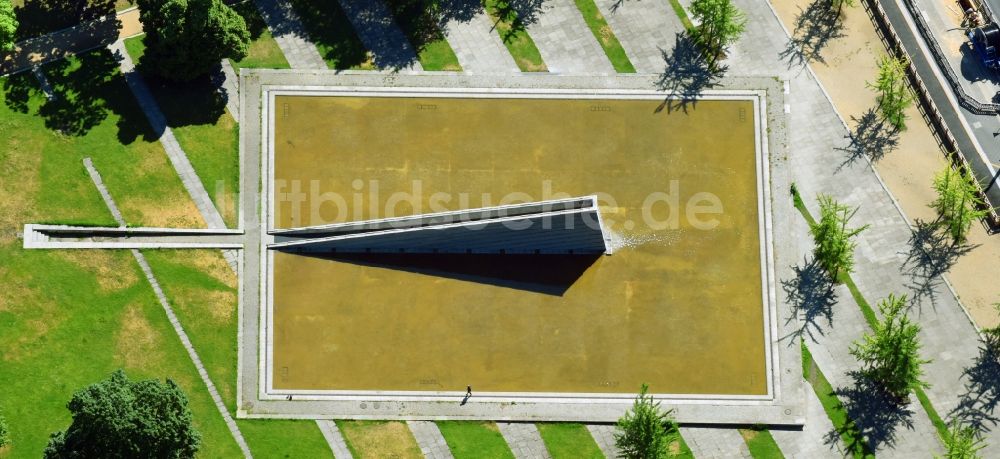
[780,0,845,68]
[900,219,977,311]
[654,32,726,114]
[950,335,1000,435]
[2,48,154,143]
[780,256,837,344]
[836,108,901,170]
[134,64,228,130]
[14,0,118,40]
[287,0,372,70]
[826,371,916,453]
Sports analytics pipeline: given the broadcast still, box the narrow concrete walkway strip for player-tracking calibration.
[678,426,752,458]
[407,421,454,459]
[316,420,353,459]
[254,0,327,69]
[770,387,844,458]
[585,424,621,458]
[335,0,423,71]
[593,0,685,74]
[83,158,252,458]
[108,40,226,230]
[31,65,57,100]
[217,59,241,119]
[443,11,520,73]
[521,0,614,74]
[496,422,551,459]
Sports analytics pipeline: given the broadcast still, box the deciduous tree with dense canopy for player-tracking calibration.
[0,0,18,52]
[136,0,249,81]
[43,369,200,458]
[614,384,676,459]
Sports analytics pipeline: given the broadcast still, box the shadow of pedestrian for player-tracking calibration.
[836,108,900,170]
[950,334,1000,434]
[825,371,916,452]
[780,256,838,344]
[781,0,845,68]
[901,219,977,310]
[654,32,725,113]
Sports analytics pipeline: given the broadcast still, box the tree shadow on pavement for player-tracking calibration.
[655,32,725,113]
[780,256,838,344]
[826,371,916,452]
[14,0,118,40]
[837,108,900,170]
[3,48,153,143]
[951,335,1000,435]
[287,0,372,70]
[901,219,978,310]
[781,0,845,68]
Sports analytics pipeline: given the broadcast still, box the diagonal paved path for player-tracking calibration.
[771,388,844,458]
[316,420,354,458]
[336,0,423,71]
[83,157,253,458]
[679,427,752,458]
[496,422,551,458]
[442,10,520,73]
[408,421,454,459]
[520,0,614,73]
[254,0,327,69]
[593,0,686,73]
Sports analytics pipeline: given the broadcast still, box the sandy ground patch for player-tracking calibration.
[771,0,1000,327]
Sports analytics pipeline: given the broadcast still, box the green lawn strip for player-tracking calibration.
[483,0,547,71]
[287,0,375,70]
[0,244,242,458]
[666,425,695,458]
[336,420,423,458]
[230,0,292,70]
[801,342,875,458]
[436,421,515,459]
[536,423,603,458]
[666,0,695,33]
[124,35,241,228]
[142,250,332,458]
[571,0,636,73]
[738,427,785,459]
[385,0,462,71]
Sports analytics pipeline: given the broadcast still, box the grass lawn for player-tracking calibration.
[801,342,875,458]
[337,421,423,459]
[739,427,785,459]
[287,0,375,70]
[437,421,515,459]
[483,0,547,71]
[536,423,602,458]
[572,0,636,72]
[124,35,240,228]
[230,1,292,70]
[143,250,332,458]
[384,0,462,71]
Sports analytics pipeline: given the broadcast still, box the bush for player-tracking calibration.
[614,384,676,459]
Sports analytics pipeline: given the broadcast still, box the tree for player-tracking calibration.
[614,384,676,459]
[831,0,856,16]
[850,294,930,401]
[938,419,986,459]
[868,55,913,131]
[0,412,9,448]
[135,0,249,81]
[930,165,989,243]
[810,194,868,280]
[0,0,17,52]
[44,369,200,458]
[689,0,746,70]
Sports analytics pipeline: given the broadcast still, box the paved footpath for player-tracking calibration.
[443,11,520,73]
[593,0,685,73]
[679,426,751,458]
[336,0,423,71]
[316,420,354,458]
[771,389,844,458]
[521,0,614,73]
[83,157,252,458]
[496,422,551,459]
[585,424,620,458]
[407,421,454,459]
[254,0,327,69]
